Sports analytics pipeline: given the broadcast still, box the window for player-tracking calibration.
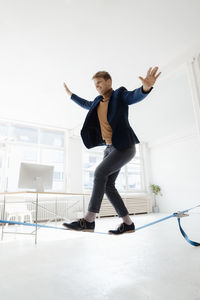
[82,146,104,190]
[82,144,145,192]
[41,149,64,164]
[0,120,66,192]
[126,156,142,190]
[115,166,126,191]
[53,171,64,182]
[0,123,8,139]
[40,130,64,148]
[0,154,3,187]
[10,125,38,144]
[23,147,38,162]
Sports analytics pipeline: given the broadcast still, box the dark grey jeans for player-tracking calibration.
[88,144,136,217]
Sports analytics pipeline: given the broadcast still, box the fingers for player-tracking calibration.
[155,72,161,79]
[147,66,161,78]
[147,67,152,76]
[64,82,70,92]
[63,82,72,97]
[151,66,159,76]
[139,76,144,83]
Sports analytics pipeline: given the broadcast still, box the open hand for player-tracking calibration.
[139,67,161,92]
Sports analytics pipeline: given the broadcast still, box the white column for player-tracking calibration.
[187,53,200,135]
[66,136,83,193]
[140,142,152,192]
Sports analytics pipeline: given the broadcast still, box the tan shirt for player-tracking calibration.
[97,89,113,145]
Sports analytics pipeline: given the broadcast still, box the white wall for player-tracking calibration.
[145,56,200,212]
[149,133,200,212]
[129,63,197,142]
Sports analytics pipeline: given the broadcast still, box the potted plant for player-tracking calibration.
[149,184,162,213]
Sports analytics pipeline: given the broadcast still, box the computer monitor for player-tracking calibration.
[18,162,54,192]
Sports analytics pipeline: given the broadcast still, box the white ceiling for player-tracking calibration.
[0,0,200,130]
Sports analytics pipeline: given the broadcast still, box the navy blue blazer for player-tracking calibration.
[71,86,153,150]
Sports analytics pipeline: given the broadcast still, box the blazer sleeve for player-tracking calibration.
[121,86,153,105]
[71,93,93,110]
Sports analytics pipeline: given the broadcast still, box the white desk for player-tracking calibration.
[0,191,90,244]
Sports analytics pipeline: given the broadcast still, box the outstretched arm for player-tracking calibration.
[122,66,161,105]
[122,86,153,105]
[63,82,93,110]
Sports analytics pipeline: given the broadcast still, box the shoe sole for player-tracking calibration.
[63,225,94,233]
[108,230,135,235]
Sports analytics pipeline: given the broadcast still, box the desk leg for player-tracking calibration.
[55,197,58,226]
[83,195,85,216]
[35,193,39,245]
[1,194,6,241]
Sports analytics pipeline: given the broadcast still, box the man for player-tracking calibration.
[63,67,161,234]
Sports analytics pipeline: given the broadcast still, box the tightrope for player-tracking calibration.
[0,203,200,246]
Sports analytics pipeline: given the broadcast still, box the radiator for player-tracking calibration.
[98,195,152,217]
[0,198,83,223]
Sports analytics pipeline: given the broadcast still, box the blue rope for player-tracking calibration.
[0,203,200,246]
[173,204,200,247]
[0,219,67,231]
[135,214,175,231]
[177,217,200,247]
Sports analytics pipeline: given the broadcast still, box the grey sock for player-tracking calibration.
[122,214,133,225]
[85,211,96,223]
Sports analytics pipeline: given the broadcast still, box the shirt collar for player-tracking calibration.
[101,88,113,102]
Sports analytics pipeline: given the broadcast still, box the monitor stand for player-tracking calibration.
[35,177,44,192]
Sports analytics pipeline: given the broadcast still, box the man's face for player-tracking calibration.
[93,77,112,95]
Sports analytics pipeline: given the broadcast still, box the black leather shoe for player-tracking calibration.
[108,222,135,235]
[63,218,95,232]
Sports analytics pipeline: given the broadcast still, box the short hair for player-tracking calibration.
[92,71,112,81]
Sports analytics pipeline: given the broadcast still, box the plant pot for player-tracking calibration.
[153,206,159,213]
